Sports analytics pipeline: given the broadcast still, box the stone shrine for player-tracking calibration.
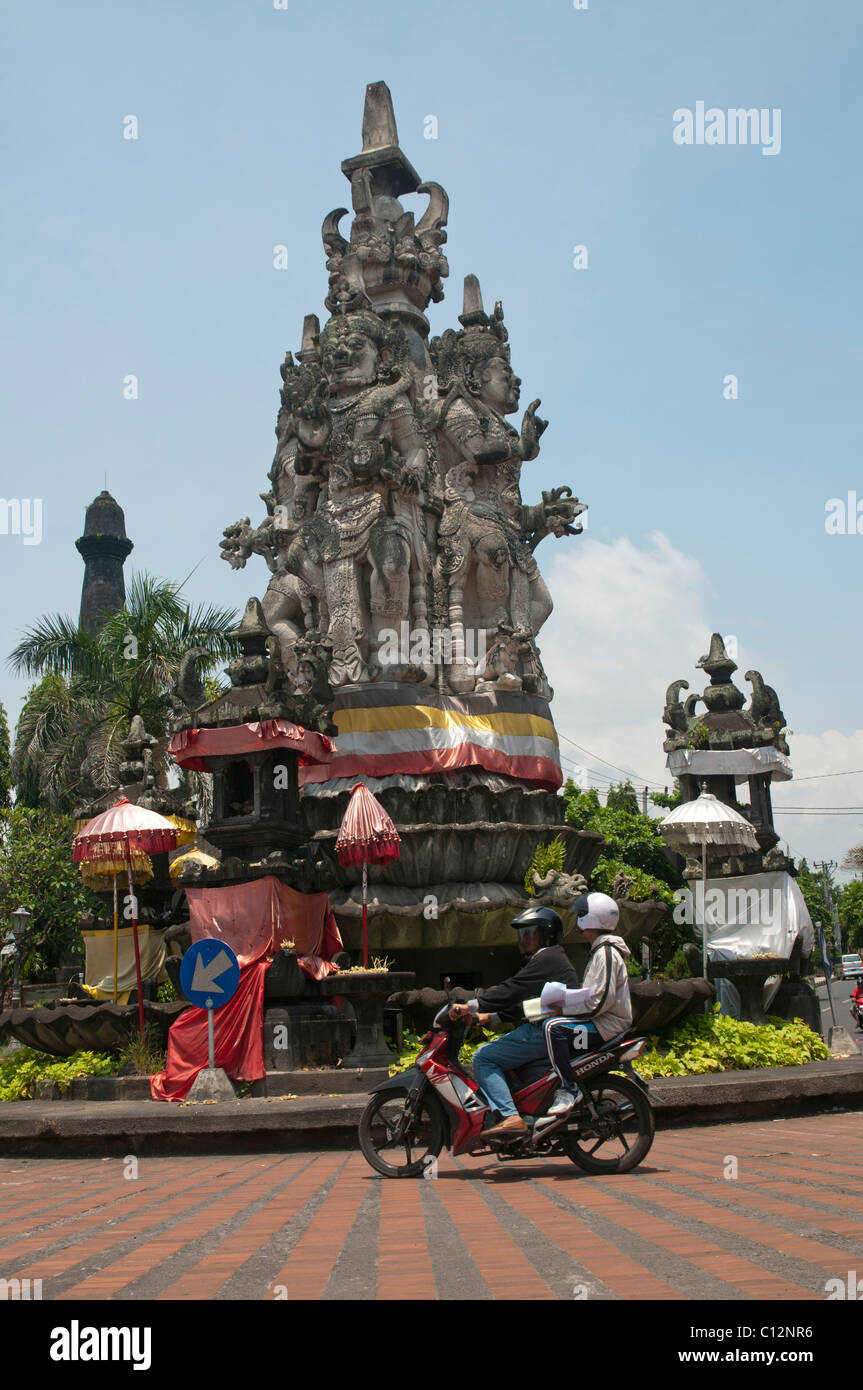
[217,82,602,984]
[662,634,819,1029]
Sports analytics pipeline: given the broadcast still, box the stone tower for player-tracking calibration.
[214,82,601,982]
[75,491,133,635]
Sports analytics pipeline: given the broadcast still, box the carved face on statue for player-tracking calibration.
[475,356,521,414]
[322,324,380,394]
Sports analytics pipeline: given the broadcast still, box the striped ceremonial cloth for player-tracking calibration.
[299,684,562,791]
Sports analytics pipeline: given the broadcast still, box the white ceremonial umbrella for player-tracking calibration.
[658,790,761,987]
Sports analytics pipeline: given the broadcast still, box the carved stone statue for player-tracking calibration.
[219,88,584,700]
[428,276,584,691]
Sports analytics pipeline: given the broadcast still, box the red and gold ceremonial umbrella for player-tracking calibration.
[73,799,179,1033]
[334,782,400,969]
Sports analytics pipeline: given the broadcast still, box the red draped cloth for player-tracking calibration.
[150,877,343,1102]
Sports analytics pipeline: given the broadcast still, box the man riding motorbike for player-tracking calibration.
[852,975,863,1027]
[449,894,631,1140]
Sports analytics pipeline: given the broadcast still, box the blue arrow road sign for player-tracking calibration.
[180,939,240,1010]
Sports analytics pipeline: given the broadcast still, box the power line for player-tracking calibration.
[792,769,863,782]
[555,729,650,784]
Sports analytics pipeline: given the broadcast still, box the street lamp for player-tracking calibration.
[9,906,30,1007]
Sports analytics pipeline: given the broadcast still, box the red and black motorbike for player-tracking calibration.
[358,1002,655,1178]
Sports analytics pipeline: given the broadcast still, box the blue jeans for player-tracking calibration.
[472,1022,550,1117]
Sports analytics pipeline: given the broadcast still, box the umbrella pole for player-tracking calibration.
[362,861,368,970]
[126,850,146,1036]
[112,875,119,1004]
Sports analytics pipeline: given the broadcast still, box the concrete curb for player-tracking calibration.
[0,1058,860,1157]
[27,1067,388,1103]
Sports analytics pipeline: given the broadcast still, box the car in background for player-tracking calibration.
[840,952,863,979]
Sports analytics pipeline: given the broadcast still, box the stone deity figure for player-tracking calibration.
[293,302,437,686]
[428,277,583,692]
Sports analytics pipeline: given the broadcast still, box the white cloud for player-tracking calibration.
[540,531,863,875]
[769,730,863,877]
[541,531,710,794]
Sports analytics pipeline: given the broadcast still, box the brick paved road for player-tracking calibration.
[0,1112,860,1301]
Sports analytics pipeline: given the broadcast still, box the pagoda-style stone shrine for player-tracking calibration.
[662,635,818,1029]
[216,81,602,981]
[663,632,792,876]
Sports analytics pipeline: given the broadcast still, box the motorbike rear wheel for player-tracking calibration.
[564,1073,654,1174]
[358,1086,446,1179]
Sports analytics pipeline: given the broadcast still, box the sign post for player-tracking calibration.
[179,939,241,1101]
[816,921,838,1028]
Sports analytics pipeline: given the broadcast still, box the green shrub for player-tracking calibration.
[115,1025,165,1076]
[389,1025,517,1076]
[636,1007,830,1078]
[591,856,677,906]
[0,1047,116,1102]
[523,835,567,895]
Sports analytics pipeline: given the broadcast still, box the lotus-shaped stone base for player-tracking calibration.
[0,1000,188,1057]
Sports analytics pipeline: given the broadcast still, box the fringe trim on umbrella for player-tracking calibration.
[660,821,760,850]
[333,835,401,869]
[72,828,179,861]
[165,815,197,847]
[80,855,153,890]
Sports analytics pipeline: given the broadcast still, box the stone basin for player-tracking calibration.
[320,971,415,1068]
[389,977,713,1038]
[707,957,793,1025]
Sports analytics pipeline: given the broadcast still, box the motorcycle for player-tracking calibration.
[850,987,863,1031]
[358,1002,656,1178]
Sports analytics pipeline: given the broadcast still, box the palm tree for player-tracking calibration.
[9,573,239,810]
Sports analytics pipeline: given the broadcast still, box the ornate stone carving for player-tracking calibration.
[220,87,585,699]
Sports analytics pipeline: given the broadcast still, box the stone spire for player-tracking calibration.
[75,491,133,635]
[340,80,421,198]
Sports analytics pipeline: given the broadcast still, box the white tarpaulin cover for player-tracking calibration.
[689,870,814,961]
[667,746,793,783]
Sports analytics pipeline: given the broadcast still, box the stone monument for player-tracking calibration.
[662,634,819,1029]
[75,491,134,636]
[218,82,603,986]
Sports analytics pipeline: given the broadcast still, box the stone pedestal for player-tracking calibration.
[186,1067,236,1102]
[320,971,414,1068]
[262,1003,354,1070]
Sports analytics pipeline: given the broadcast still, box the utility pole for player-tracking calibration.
[642,786,648,815]
[816,860,842,955]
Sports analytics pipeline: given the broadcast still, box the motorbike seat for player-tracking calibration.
[508,1059,554,1088]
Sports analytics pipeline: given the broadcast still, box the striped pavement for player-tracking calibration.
[0,1112,860,1301]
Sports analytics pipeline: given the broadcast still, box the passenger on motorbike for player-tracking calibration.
[448,904,580,1140]
[539,892,633,1115]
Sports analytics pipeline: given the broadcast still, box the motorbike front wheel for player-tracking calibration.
[564,1073,655,1175]
[358,1086,446,1179]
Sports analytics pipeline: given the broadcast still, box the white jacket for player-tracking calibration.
[568,933,633,1041]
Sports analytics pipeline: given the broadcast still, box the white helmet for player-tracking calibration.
[573,891,619,934]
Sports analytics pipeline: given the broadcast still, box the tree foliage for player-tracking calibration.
[7,572,238,811]
[563,780,689,967]
[795,859,835,941]
[0,807,101,988]
[0,700,11,811]
[839,880,863,952]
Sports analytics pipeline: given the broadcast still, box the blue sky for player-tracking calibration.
[2,0,862,864]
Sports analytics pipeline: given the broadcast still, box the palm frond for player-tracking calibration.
[8,615,103,679]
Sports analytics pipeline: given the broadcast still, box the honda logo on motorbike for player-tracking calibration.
[572,1050,614,1079]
